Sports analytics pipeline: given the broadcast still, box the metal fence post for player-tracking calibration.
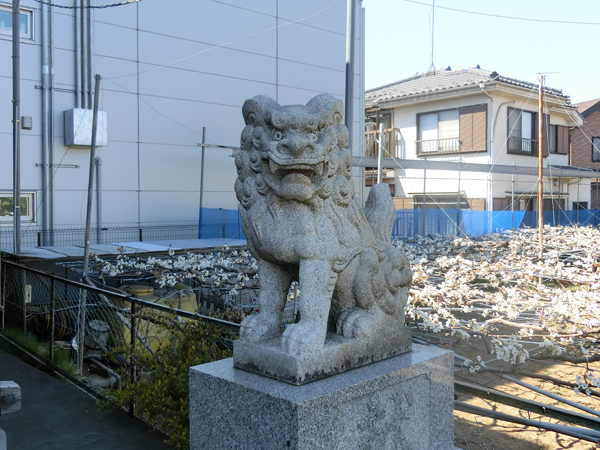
[1,265,5,331]
[78,289,87,374]
[22,270,27,333]
[50,277,56,363]
[130,299,136,415]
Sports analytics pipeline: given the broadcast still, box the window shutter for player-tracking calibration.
[459,104,487,152]
[557,126,569,154]
[459,106,473,151]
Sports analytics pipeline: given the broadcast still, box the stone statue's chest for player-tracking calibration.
[250,202,333,264]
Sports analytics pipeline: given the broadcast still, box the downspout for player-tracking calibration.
[41,0,55,245]
[82,0,89,108]
[49,1,55,243]
[344,0,356,153]
[89,0,94,102]
[75,0,82,107]
[42,0,50,244]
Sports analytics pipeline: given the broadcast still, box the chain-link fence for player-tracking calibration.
[0,260,241,374]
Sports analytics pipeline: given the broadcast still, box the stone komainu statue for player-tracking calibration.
[235,94,412,356]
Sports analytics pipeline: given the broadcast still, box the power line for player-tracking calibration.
[405,0,600,26]
[33,0,142,9]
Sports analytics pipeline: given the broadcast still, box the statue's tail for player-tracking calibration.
[363,183,396,247]
[359,183,411,319]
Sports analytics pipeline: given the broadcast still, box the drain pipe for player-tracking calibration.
[82,0,89,108]
[89,0,94,101]
[41,0,55,245]
[75,0,82,107]
[95,157,102,244]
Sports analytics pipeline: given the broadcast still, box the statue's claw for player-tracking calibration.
[281,322,326,355]
[240,313,280,343]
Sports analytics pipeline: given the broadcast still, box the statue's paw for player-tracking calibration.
[240,314,279,343]
[337,308,386,339]
[281,322,326,355]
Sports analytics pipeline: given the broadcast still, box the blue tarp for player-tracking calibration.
[199,207,600,240]
[199,208,245,240]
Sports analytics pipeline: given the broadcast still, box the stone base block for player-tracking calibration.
[233,327,412,385]
[190,344,455,450]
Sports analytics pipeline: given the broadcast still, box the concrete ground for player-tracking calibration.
[0,349,171,450]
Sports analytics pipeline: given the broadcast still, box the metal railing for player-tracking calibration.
[364,128,399,159]
[416,137,461,155]
[507,137,536,155]
[0,223,201,253]
[0,260,241,368]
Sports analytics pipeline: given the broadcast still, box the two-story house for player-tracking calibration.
[571,98,600,209]
[364,67,592,220]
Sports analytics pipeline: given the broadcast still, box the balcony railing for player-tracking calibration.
[364,128,399,159]
[416,137,461,155]
[507,137,536,155]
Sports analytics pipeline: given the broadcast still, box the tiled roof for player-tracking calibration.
[365,67,568,104]
[573,98,600,117]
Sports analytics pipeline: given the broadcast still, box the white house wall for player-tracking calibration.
[386,89,590,210]
[0,0,365,229]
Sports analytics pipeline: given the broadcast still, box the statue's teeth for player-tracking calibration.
[314,163,324,176]
[269,160,280,174]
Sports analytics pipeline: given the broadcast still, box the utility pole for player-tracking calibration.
[537,75,544,259]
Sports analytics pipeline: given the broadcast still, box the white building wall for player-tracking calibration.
[0,0,365,230]
[385,89,591,211]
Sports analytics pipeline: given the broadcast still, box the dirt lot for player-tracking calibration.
[452,339,599,449]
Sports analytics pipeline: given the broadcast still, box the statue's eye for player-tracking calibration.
[308,133,317,143]
[273,130,283,141]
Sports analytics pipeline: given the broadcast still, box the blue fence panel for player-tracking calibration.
[199,207,599,241]
[199,208,246,240]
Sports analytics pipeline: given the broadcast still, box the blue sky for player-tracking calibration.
[364,0,600,104]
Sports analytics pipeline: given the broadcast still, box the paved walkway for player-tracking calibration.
[0,349,171,450]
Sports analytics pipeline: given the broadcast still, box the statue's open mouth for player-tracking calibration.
[268,160,324,178]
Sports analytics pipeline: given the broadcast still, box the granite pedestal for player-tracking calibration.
[189,344,454,450]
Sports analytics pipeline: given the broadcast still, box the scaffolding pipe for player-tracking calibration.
[511,174,515,229]
[456,172,461,236]
[538,75,544,258]
[95,157,102,244]
[377,124,383,184]
[79,74,101,373]
[421,168,426,236]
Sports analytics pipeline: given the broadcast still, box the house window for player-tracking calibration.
[573,201,588,210]
[507,107,537,155]
[417,110,460,154]
[593,137,600,162]
[549,124,569,154]
[0,192,35,222]
[548,125,557,153]
[0,4,34,40]
[415,104,487,156]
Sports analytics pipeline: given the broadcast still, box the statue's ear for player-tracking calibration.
[242,95,280,126]
[306,94,344,127]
